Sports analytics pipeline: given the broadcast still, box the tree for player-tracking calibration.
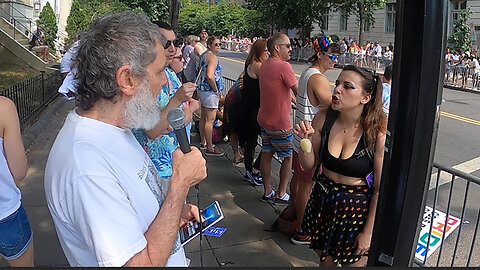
[65,0,89,45]
[118,0,169,22]
[245,0,328,40]
[37,2,58,51]
[329,0,387,46]
[448,8,473,53]
[65,0,135,44]
[178,2,267,38]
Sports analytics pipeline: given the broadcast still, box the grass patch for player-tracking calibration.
[0,63,40,91]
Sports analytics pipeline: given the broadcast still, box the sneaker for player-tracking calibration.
[291,230,311,245]
[274,193,290,205]
[251,171,263,186]
[199,143,207,150]
[260,190,276,202]
[205,147,225,157]
[245,170,263,186]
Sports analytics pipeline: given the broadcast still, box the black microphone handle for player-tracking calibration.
[173,127,191,154]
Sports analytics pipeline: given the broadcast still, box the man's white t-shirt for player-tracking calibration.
[60,41,80,74]
[44,110,184,267]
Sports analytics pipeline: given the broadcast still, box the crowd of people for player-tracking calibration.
[445,48,480,89]
[1,11,395,267]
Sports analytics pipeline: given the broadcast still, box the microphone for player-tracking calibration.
[167,107,203,266]
[167,108,191,154]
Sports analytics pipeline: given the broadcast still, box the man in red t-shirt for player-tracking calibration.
[257,33,298,205]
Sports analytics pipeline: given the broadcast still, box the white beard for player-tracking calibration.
[124,78,161,130]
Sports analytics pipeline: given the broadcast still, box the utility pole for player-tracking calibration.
[367,0,448,267]
[169,0,181,32]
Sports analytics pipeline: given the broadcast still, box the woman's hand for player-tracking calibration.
[354,231,372,256]
[294,120,315,140]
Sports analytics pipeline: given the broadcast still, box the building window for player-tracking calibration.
[385,3,396,33]
[320,11,329,31]
[340,10,348,31]
[452,0,467,22]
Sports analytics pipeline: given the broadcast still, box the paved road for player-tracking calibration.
[217,51,480,178]
[218,51,480,267]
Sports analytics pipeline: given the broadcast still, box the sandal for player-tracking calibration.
[233,157,244,164]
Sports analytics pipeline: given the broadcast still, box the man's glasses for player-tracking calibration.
[164,39,181,49]
[324,53,338,62]
[278,43,292,49]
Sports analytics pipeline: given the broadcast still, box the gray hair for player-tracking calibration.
[74,11,166,111]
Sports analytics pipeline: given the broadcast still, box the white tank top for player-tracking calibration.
[0,137,21,220]
[293,67,326,153]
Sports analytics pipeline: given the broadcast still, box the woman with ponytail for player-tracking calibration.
[294,65,387,267]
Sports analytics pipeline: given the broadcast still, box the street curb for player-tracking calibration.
[22,96,67,151]
[443,84,480,94]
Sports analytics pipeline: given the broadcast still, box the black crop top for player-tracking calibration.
[321,130,373,178]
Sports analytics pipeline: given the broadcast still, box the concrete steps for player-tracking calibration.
[0,18,57,71]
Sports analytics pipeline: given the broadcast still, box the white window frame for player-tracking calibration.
[320,11,329,31]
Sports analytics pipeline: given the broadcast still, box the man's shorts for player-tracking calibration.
[0,204,33,260]
[292,151,315,182]
[198,90,219,109]
[261,127,294,158]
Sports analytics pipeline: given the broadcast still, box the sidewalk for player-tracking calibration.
[0,97,318,267]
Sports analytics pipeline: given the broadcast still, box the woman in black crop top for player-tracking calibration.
[294,65,387,267]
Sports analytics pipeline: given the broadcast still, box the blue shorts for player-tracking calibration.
[0,204,33,260]
[261,127,294,158]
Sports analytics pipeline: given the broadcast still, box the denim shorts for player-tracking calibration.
[198,90,219,109]
[0,204,33,260]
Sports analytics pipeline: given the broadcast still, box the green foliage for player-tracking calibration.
[448,9,473,53]
[37,2,58,51]
[118,0,169,21]
[65,0,89,45]
[246,0,329,39]
[178,2,267,38]
[329,0,387,45]
[65,0,136,44]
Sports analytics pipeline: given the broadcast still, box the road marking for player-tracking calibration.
[440,111,480,126]
[429,157,480,190]
[219,56,479,125]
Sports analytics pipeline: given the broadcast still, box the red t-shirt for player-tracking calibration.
[257,57,298,130]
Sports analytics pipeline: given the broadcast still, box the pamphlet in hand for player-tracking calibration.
[179,200,224,246]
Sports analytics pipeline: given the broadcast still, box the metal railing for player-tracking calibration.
[444,64,480,92]
[1,70,61,129]
[0,1,64,50]
[414,162,480,267]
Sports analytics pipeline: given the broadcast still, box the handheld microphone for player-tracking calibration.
[167,107,203,266]
[167,108,191,154]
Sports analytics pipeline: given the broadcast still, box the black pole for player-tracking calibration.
[367,0,448,267]
[169,0,180,32]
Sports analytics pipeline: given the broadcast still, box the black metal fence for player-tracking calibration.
[1,70,61,129]
[414,163,480,267]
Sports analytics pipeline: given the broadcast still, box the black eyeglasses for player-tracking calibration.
[164,39,181,49]
[213,43,221,46]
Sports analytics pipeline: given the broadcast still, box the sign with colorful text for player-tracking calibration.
[415,206,461,262]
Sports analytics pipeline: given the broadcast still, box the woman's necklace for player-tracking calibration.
[342,121,360,133]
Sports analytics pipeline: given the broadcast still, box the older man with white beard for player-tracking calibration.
[44,12,207,267]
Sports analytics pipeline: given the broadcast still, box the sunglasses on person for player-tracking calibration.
[213,42,221,46]
[278,43,292,49]
[164,39,181,49]
[324,53,338,62]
